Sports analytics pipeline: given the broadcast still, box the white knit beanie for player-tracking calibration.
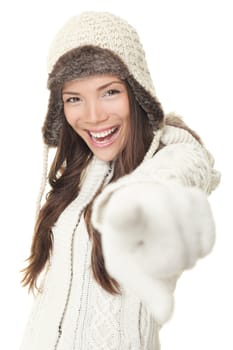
[47,11,156,97]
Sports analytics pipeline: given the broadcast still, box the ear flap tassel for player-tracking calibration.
[35,144,49,220]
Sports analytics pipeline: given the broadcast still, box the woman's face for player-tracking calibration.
[62,74,130,162]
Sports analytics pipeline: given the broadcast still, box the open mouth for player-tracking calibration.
[88,126,120,144]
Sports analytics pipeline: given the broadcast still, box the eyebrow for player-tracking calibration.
[62,80,125,95]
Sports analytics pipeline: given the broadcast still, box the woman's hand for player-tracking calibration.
[93,182,215,323]
[101,183,215,278]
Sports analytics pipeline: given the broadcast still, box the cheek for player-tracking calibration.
[64,108,85,140]
[64,107,79,127]
[119,103,130,127]
[111,98,130,123]
[121,96,130,119]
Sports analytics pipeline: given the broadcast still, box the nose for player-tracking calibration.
[84,99,108,125]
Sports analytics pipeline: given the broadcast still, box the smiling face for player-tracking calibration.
[62,75,130,162]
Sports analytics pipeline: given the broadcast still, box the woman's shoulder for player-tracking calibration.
[164,113,203,144]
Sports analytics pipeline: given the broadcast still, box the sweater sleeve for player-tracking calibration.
[91,126,221,325]
[92,126,220,227]
[135,125,220,193]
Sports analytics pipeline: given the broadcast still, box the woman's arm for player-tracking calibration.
[92,125,220,228]
[91,126,220,324]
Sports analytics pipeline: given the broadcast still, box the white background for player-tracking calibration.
[0,0,232,349]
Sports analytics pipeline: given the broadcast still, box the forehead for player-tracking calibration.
[62,74,124,91]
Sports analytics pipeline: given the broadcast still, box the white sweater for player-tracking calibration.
[20,126,220,350]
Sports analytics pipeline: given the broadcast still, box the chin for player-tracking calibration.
[94,153,115,162]
[91,147,118,162]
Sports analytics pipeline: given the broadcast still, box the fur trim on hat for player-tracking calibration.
[47,12,156,97]
[43,46,164,147]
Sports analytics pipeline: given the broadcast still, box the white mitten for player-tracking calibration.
[92,182,215,324]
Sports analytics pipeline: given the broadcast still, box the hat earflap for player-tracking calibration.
[42,88,64,147]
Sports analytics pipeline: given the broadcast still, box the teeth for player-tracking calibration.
[90,127,116,139]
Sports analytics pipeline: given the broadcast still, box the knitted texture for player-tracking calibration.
[92,126,220,324]
[47,12,156,97]
[44,44,164,147]
[20,157,160,350]
[43,11,164,147]
[20,127,220,350]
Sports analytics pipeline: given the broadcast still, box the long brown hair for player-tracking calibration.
[21,81,158,293]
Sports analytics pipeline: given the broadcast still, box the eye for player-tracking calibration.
[63,96,81,104]
[104,89,120,97]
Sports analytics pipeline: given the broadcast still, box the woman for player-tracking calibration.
[21,11,220,350]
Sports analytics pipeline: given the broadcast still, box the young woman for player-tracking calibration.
[20,11,220,350]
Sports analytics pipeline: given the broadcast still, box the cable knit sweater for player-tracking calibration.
[20,126,220,350]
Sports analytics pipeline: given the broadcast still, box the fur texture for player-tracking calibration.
[43,46,164,147]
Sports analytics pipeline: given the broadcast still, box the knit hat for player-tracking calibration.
[43,11,164,147]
